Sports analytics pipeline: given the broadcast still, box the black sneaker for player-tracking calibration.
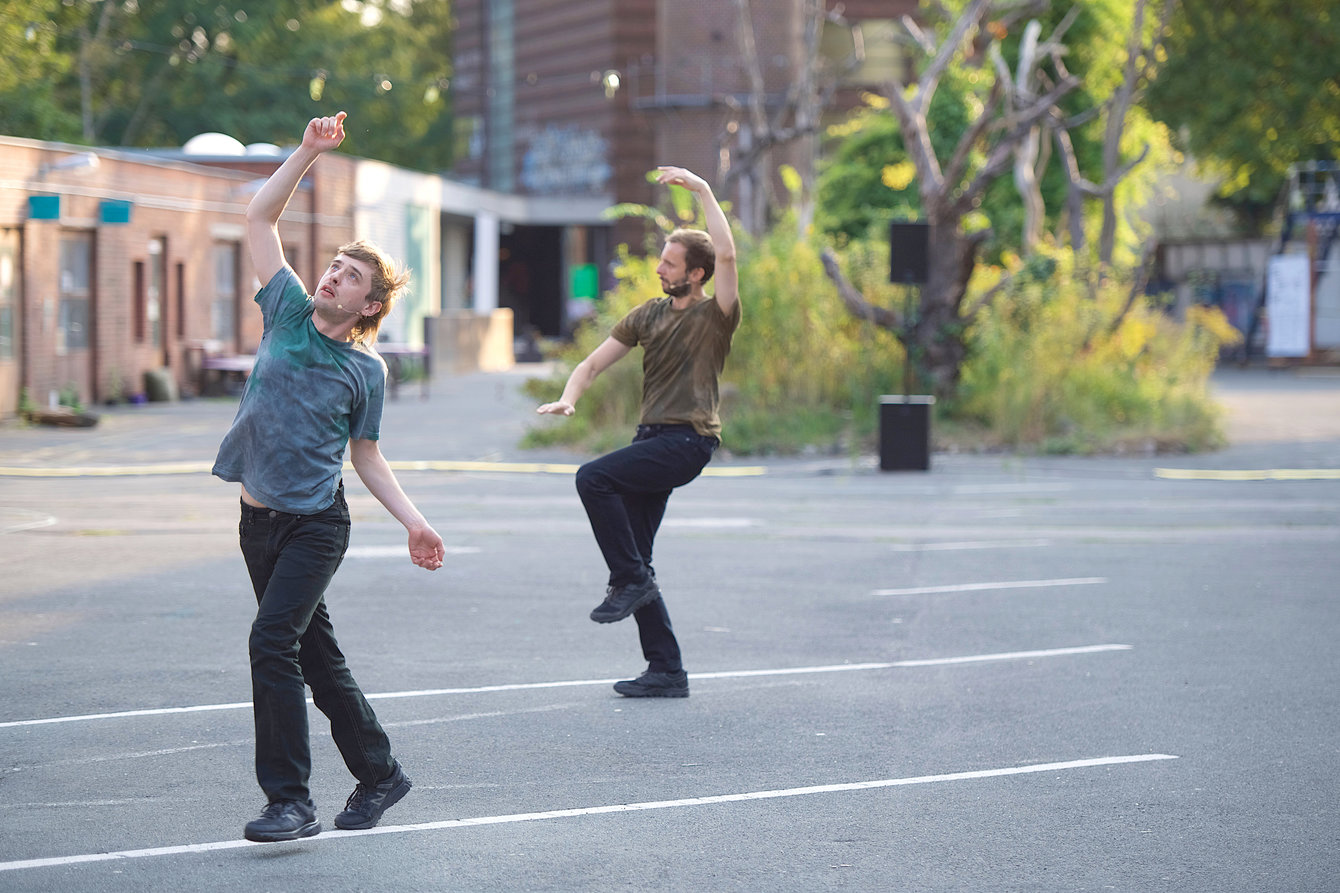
[613,669,690,698]
[334,762,412,830]
[590,576,661,623]
[244,798,320,842]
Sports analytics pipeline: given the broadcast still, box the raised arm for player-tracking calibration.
[246,112,348,285]
[655,166,738,316]
[535,336,632,416]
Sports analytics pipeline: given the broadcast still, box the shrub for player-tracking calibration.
[955,249,1239,453]
[524,221,908,455]
[525,232,1236,457]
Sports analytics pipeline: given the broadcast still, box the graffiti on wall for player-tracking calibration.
[520,125,611,194]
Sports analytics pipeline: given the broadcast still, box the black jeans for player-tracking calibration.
[575,424,718,673]
[239,485,393,803]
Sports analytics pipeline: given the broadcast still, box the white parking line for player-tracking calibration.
[0,510,57,533]
[0,645,1131,730]
[887,539,1051,552]
[872,577,1107,596]
[345,545,480,558]
[0,753,1177,874]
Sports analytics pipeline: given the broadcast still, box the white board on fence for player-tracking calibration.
[1266,253,1311,357]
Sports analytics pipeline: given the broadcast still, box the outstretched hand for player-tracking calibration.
[536,401,575,416]
[302,112,347,154]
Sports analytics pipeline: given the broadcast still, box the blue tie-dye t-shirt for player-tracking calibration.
[212,267,387,514]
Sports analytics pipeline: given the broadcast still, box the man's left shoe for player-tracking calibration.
[589,576,662,623]
[334,761,412,830]
[613,669,690,698]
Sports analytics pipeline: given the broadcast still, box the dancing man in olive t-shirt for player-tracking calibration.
[537,166,740,698]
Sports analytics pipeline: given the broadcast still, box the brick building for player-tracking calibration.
[448,0,915,335]
[0,135,354,418]
[0,1,919,419]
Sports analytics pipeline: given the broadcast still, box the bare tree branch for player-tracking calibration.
[941,76,1005,194]
[951,71,1081,218]
[910,0,993,115]
[1103,237,1159,338]
[819,249,903,329]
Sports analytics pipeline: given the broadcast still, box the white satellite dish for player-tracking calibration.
[182,132,246,155]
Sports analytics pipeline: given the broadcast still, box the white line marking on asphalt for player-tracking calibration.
[345,544,480,558]
[1,511,58,533]
[29,742,244,769]
[11,706,577,774]
[382,703,575,729]
[952,483,1074,494]
[0,754,1177,874]
[0,645,1131,730]
[0,460,767,479]
[872,577,1107,596]
[662,517,759,528]
[887,539,1051,552]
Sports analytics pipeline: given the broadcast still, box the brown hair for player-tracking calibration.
[666,228,715,284]
[337,239,411,344]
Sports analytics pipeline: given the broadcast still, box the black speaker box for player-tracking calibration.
[888,222,930,284]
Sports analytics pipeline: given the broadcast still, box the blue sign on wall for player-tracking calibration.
[28,195,60,220]
[100,200,133,224]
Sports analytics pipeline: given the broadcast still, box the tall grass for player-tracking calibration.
[955,251,1241,453]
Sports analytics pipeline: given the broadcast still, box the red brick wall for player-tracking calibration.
[0,140,355,413]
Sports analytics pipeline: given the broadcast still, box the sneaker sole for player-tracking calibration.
[613,684,690,698]
[333,776,412,830]
[589,588,662,623]
[244,819,321,842]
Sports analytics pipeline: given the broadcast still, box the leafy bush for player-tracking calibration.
[525,230,1236,457]
[524,221,908,456]
[955,248,1240,453]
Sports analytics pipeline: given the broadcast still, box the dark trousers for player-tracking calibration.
[575,424,718,673]
[238,485,393,803]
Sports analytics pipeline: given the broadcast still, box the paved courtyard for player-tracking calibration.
[0,365,1337,891]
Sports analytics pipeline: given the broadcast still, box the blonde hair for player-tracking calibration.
[336,240,411,344]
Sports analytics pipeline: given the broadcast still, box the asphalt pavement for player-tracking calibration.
[0,363,1337,892]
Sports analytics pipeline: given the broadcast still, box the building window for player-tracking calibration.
[212,242,239,346]
[0,229,17,360]
[147,237,165,350]
[486,0,515,191]
[59,231,93,353]
[175,262,185,338]
[133,261,146,342]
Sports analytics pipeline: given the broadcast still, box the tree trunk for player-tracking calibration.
[911,223,984,395]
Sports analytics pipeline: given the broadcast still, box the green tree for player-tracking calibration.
[3,0,453,171]
[817,0,1171,396]
[1146,0,1340,228]
[0,1,82,140]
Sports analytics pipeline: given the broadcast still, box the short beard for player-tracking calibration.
[664,279,692,298]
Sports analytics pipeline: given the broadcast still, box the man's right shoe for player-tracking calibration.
[334,761,413,830]
[589,576,662,623]
[613,669,690,698]
[244,798,320,842]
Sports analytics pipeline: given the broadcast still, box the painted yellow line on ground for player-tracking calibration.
[0,460,766,478]
[1155,467,1340,481]
[0,462,211,477]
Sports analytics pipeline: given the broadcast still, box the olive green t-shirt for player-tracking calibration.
[610,294,741,438]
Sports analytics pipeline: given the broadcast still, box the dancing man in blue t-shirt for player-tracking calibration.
[213,112,445,843]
